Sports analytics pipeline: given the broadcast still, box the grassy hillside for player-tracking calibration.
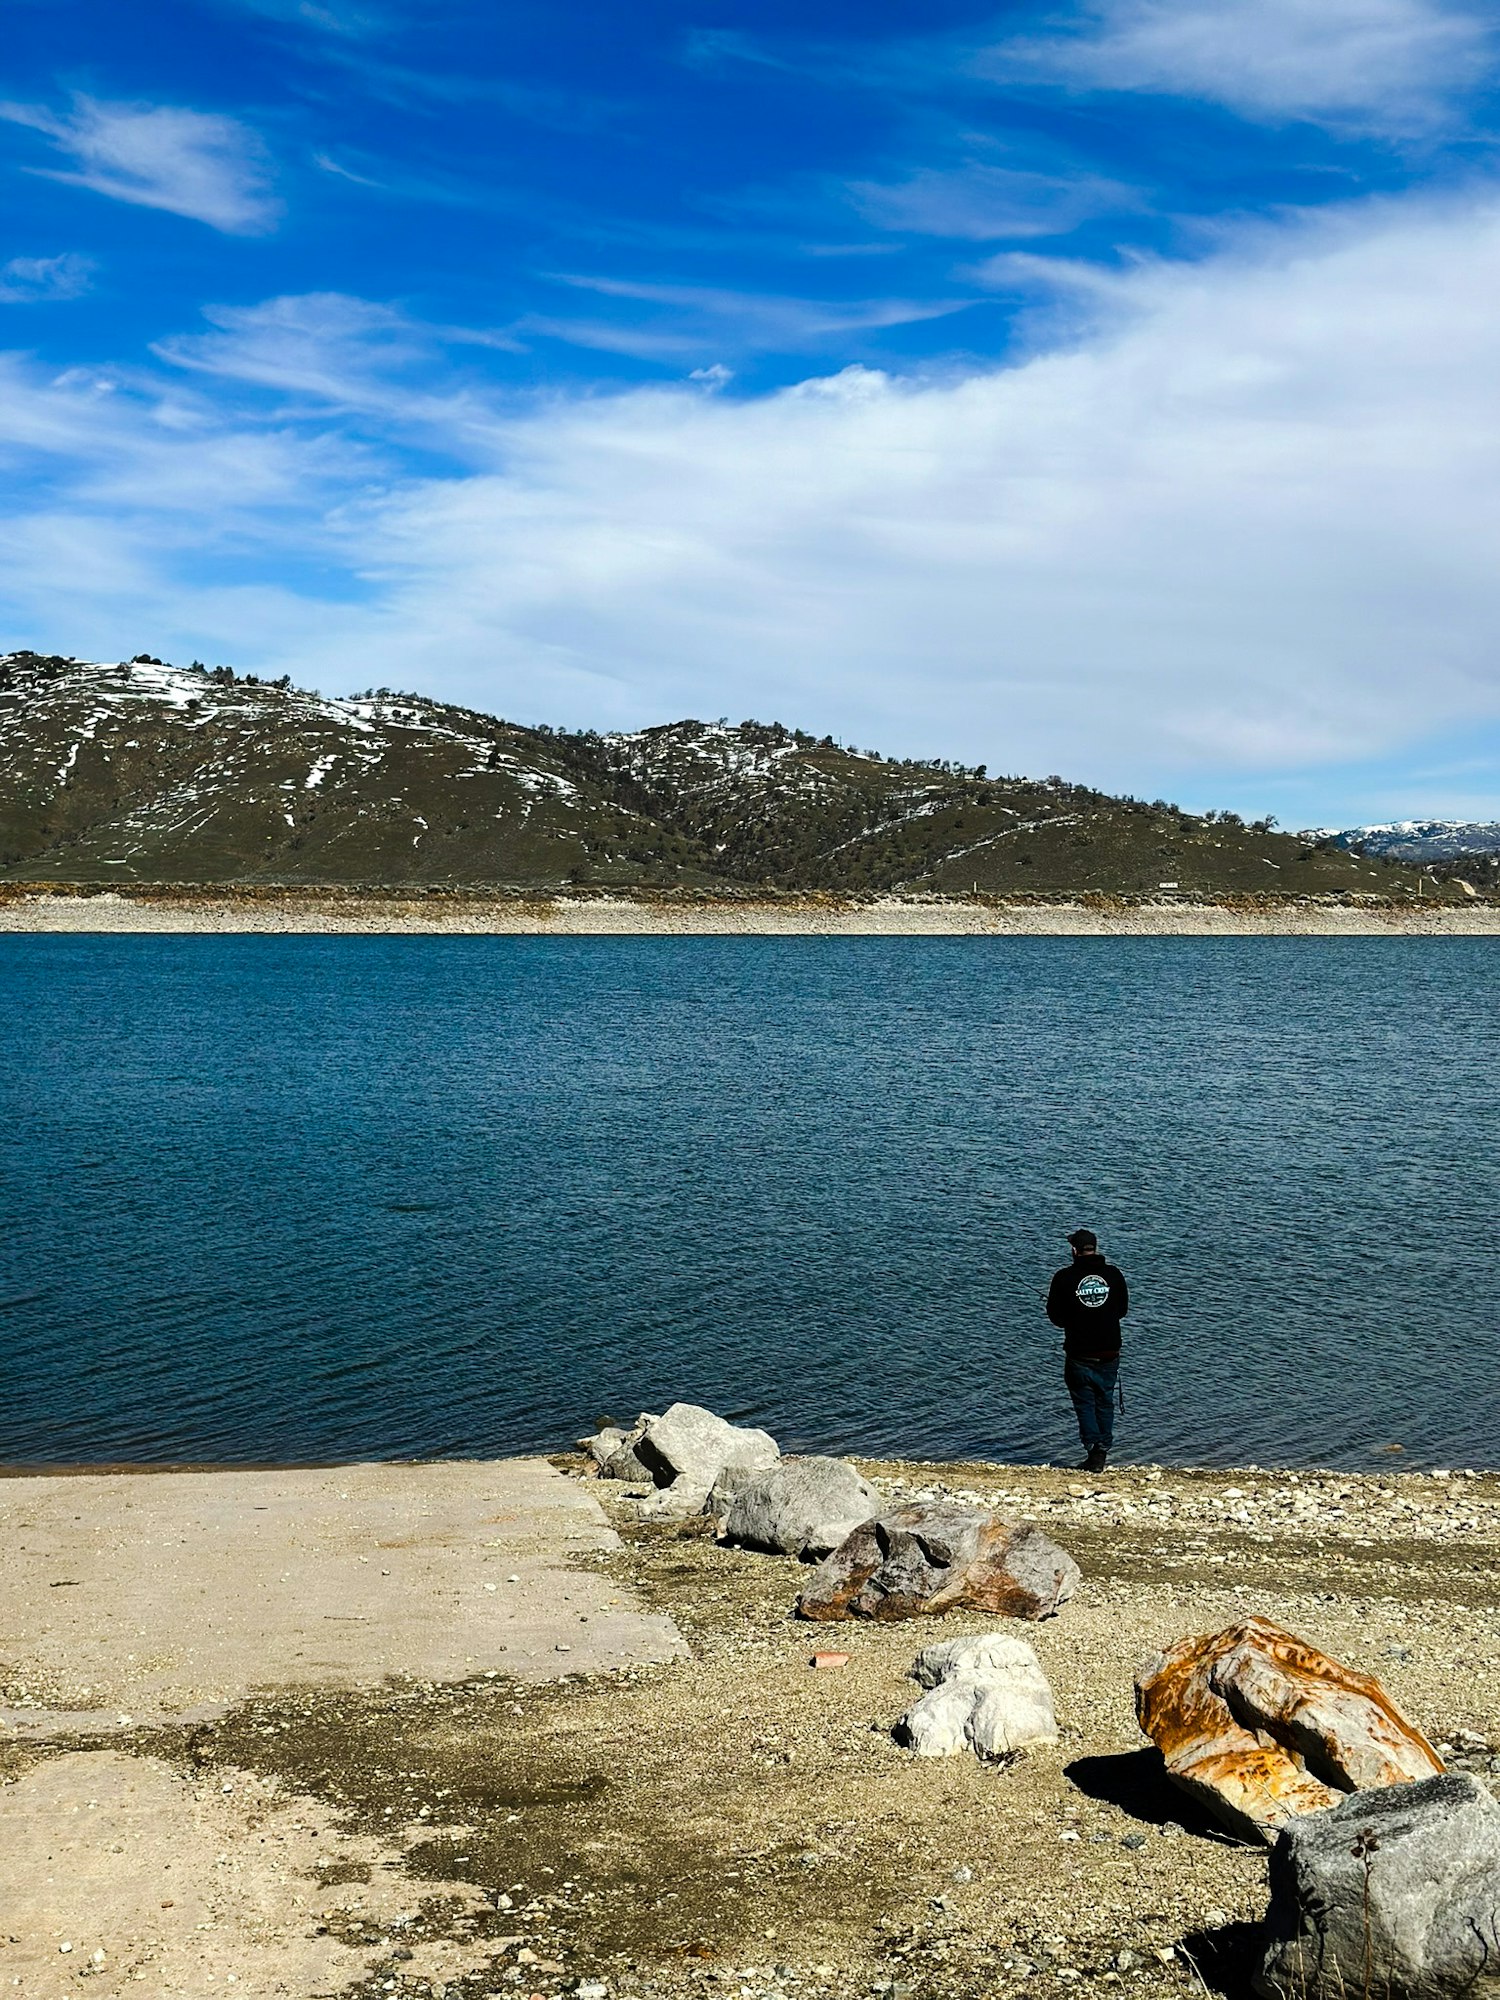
[0,652,1457,899]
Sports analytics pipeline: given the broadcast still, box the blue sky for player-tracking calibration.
[4,0,1500,822]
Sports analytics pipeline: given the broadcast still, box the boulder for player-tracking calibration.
[582,1417,658,1484]
[795,1504,1079,1623]
[1255,1774,1500,2000]
[634,1403,779,1517]
[580,1426,625,1465]
[578,1404,779,1510]
[712,1456,880,1560]
[1136,1616,1443,1843]
[897,1633,1059,1760]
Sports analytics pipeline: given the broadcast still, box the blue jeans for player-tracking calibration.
[1065,1357,1119,1451]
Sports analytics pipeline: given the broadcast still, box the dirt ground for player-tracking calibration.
[3,1456,1498,2000]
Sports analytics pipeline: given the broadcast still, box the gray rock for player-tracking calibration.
[583,1414,660,1484]
[712,1456,879,1559]
[602,1440,657,1484]
[796,1504,1079,1623]
[639,1401,778,1482]
[620,1403,779,1517]
[1256,1774,1500,2000]
[897,1633,1059,1759]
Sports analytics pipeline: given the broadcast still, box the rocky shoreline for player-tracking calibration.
[2,888,1499,935]
[2,1451,1497,2000]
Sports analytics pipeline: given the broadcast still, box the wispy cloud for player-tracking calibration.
[679,28,800,76]
[0,251,94,302]
[0,94,280,233]
[985,0,1493,129]
[311,149,384,188]
[152,292,518,452]
[522,274,980,361]
[218,0,389,36]
[294,197,1500,795]
[847,162,1138,241]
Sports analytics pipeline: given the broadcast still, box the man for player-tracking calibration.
[1046,1228,1129,1473]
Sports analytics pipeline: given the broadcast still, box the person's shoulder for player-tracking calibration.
[1105,1262,1127,1279]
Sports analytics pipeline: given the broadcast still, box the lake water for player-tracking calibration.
[3,934,1496,1471]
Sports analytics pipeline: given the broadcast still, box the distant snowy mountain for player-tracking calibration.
[1310,821,1500,863]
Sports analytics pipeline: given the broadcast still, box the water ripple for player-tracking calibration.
[1,934,1496,1468]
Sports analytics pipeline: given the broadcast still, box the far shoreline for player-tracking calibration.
[2,886,1498,936]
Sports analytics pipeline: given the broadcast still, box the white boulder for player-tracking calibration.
[897,1633,1059,1761]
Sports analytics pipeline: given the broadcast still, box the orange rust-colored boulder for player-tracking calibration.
[1136,1615,1443,1843]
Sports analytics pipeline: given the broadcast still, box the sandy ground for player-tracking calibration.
[2,892,1498,936]
[2,1456,1498,2000]
[0,1460,685,1734]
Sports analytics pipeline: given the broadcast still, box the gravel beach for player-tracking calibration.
[2,1454,1496,2000]
[1,889,1498,934]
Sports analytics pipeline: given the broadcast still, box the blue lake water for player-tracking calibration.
[2,934,1496,1471]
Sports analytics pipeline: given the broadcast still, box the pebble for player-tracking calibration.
[886,1466,1500,1549]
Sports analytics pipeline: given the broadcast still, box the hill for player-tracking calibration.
[0,652,1461,899]
[1314,819,1500,894]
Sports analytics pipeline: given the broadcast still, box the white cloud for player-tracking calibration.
[0,94,280,233]
[0,251,93,302]
[987,0,1492,127]
[278,198,1500,787]
[6,192,1500,815]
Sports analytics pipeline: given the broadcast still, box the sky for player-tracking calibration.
[4,1,1500,823]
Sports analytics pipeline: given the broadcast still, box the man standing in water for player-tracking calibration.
[1047,1228,1129,1472]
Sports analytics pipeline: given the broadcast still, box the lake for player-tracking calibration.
[2,934,1495,1470]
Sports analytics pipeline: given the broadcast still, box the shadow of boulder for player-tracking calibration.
[1178,1921,1264,2000]
[1064,1748,1241,1843]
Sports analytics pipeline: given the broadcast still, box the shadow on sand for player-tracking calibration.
[1064,1747,1243,1843]
[1064,1751,1268,1996]
[1176,1921,1265,2000]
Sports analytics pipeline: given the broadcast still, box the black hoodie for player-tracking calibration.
[1046,1253,1129,1360]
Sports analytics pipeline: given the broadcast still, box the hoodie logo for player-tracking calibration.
[1076,1274,1111,1308]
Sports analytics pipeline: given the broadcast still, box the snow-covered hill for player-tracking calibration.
[1310,820,1500,863]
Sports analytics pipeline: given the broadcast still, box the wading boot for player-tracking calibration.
[1082,1446,1108,1473]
